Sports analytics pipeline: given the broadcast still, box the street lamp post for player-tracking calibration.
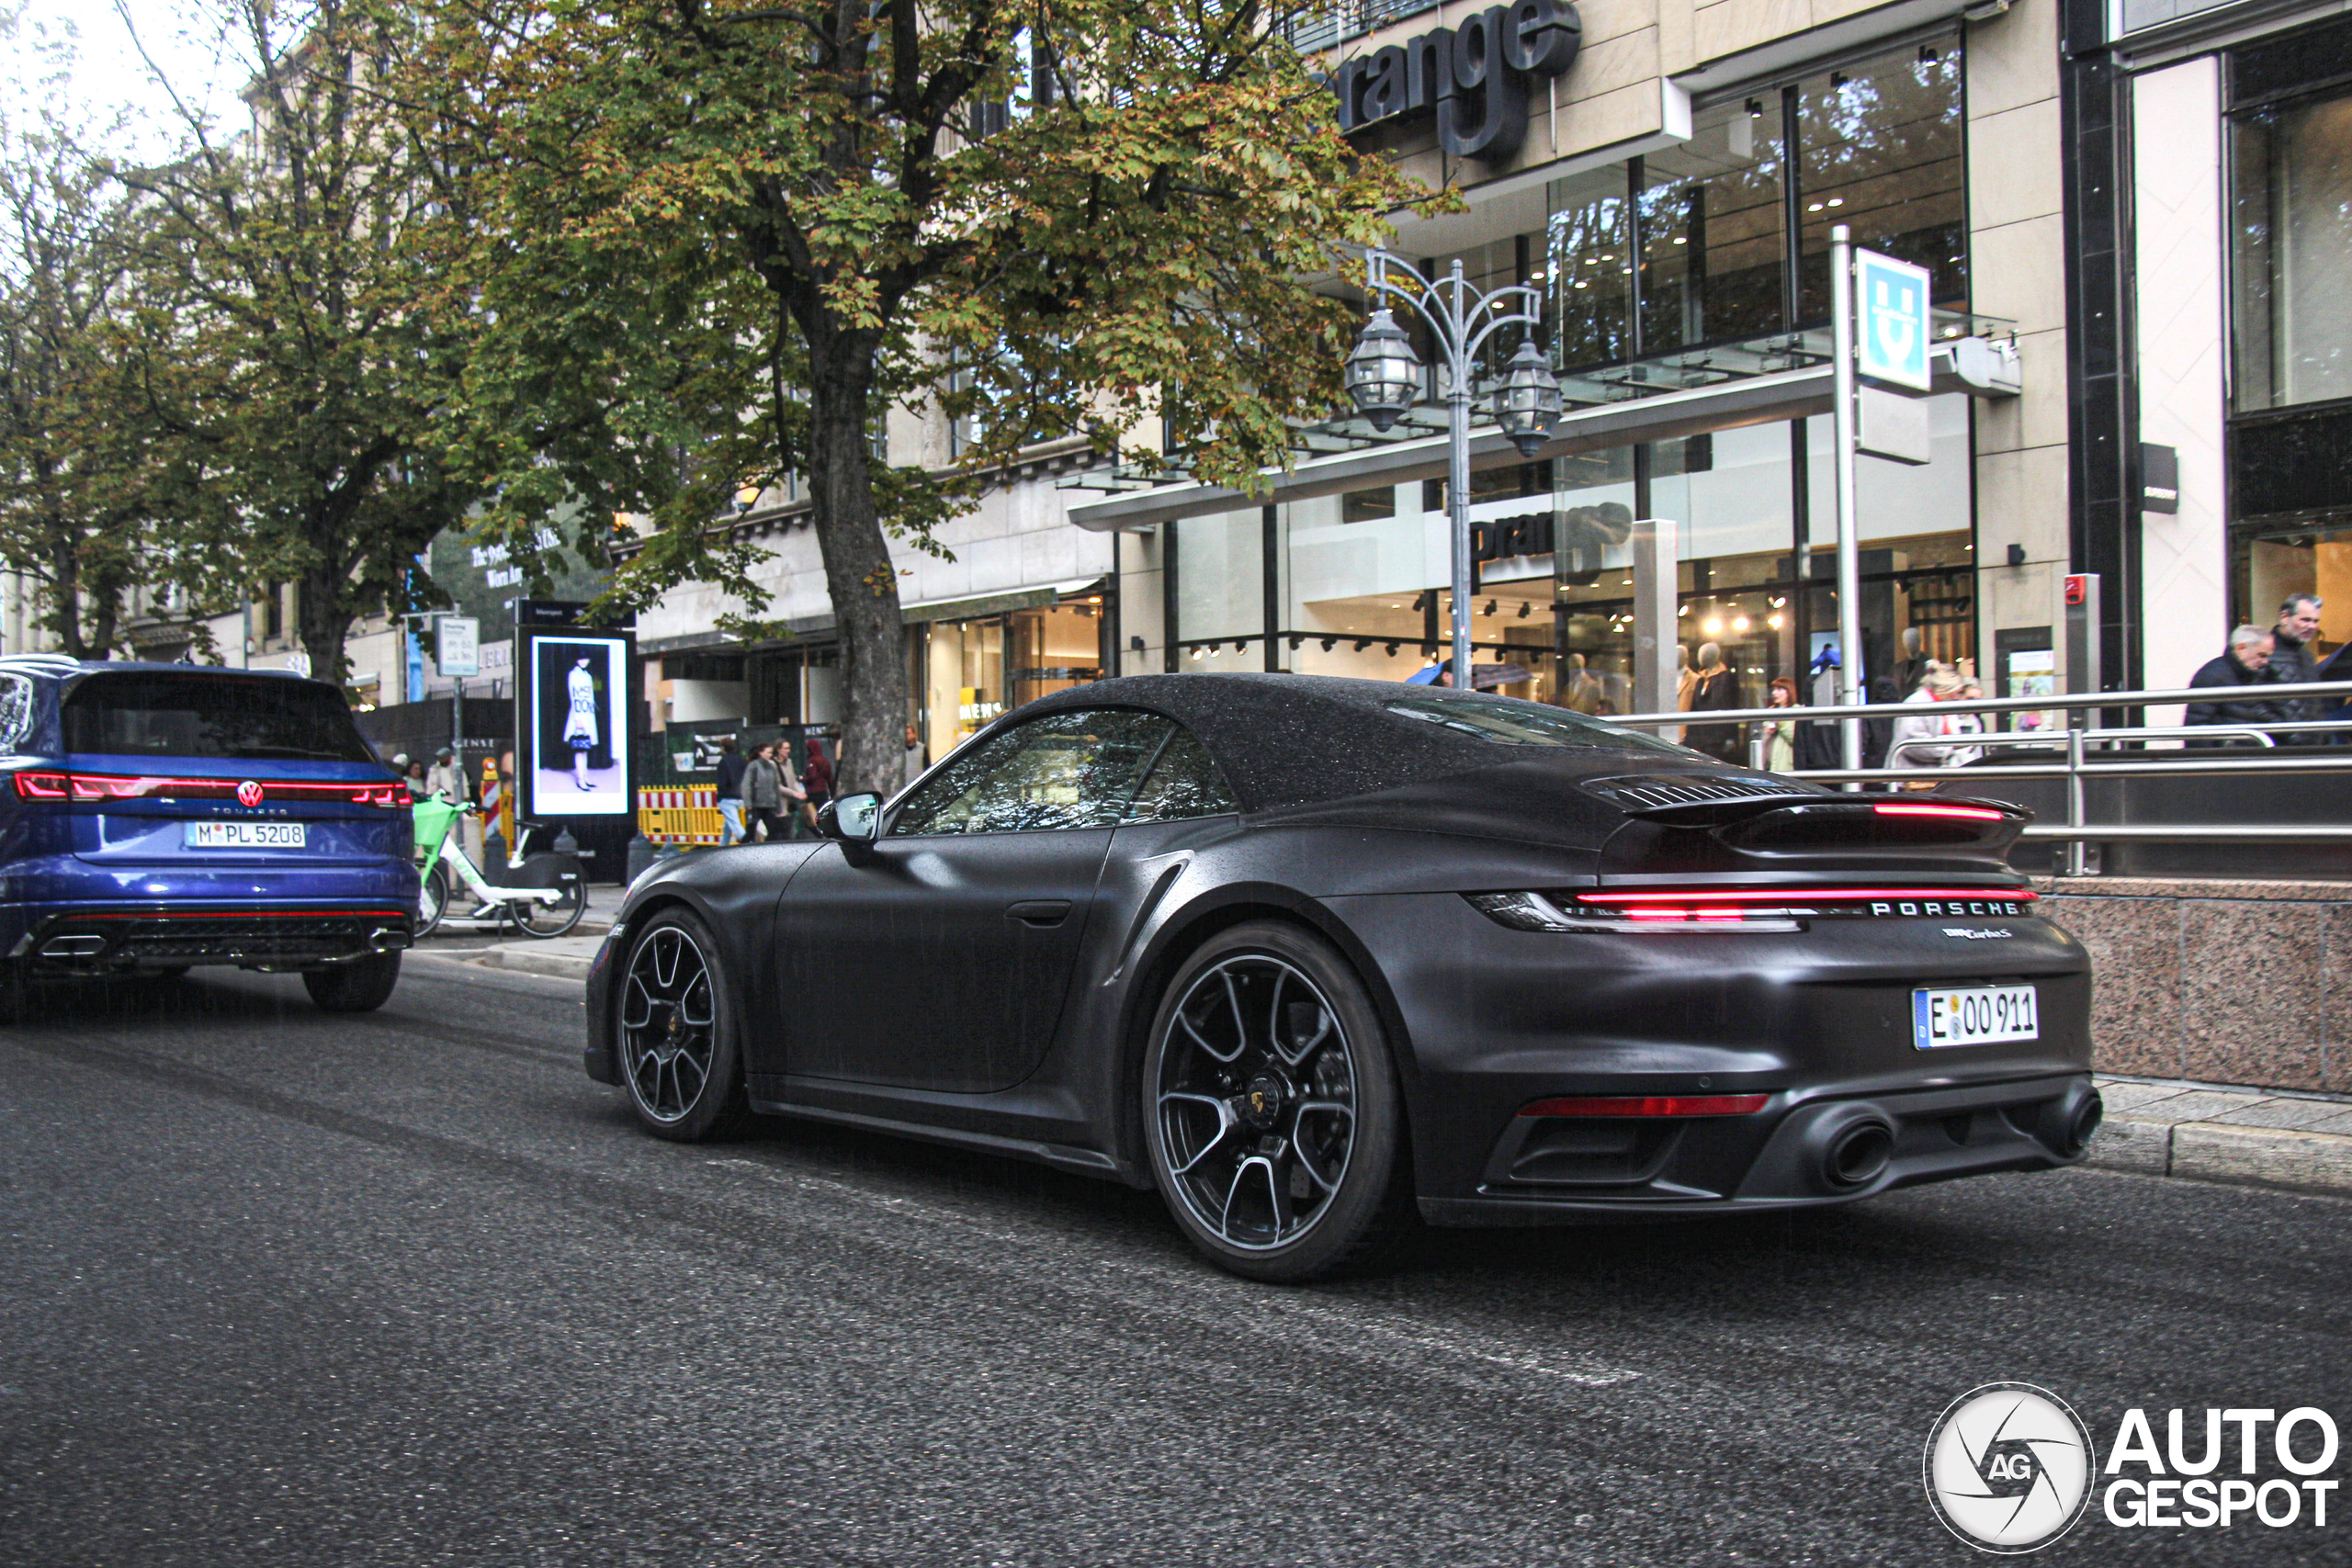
[1345,252,1560,687]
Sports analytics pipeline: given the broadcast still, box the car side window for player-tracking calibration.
[1123,725,1237,823]
[0,676,32,751]
[889,709,1175,836]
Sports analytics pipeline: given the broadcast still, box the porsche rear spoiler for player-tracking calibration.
[1580,773,2030,852]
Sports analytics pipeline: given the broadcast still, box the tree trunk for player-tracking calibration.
[801,331,906,797]
[299,550,353,689]
[46,520,92,660]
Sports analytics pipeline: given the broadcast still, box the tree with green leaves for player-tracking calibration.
[420,0,1427,793]
[0,17,209,660]
[106,0,482,682]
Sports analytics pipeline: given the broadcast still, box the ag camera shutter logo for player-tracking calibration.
[1924,1383,2096,1553]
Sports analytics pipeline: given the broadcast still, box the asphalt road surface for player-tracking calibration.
[3,947,2346,1567]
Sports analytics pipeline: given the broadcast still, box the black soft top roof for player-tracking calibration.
[1004,672,1695,813]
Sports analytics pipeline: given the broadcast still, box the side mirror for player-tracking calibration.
[819,792,883,843]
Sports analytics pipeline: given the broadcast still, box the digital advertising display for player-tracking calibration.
[519,631,633,820]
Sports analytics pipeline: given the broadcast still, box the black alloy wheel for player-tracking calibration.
[1143,921,1411,1281]
[617,908,749,1141]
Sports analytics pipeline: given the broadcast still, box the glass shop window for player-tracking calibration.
[2231,87,2352,411]
[1636,96,1787,354]
[1545,164,1635,369]
[1794,43,1967,322]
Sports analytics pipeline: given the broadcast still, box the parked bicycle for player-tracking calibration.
[412,795,585,939]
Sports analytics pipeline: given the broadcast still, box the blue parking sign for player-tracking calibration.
[1855,249,1932,390]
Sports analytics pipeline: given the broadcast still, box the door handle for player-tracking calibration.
[1005,899,1072,928]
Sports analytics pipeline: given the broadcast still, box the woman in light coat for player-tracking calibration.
[1887,663,1984,776]
[742,741,806,841]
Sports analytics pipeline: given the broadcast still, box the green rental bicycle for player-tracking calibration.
[411,795,586,940]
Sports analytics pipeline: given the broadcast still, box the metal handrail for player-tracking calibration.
[1634,680,2352,876]
[1609,677,2352,729]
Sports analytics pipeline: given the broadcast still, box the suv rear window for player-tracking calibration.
[62,673,377,762]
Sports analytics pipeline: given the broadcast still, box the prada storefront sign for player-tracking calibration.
[1332,0,1581,163]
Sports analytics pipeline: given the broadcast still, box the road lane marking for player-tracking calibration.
[702,1156,1641,1389]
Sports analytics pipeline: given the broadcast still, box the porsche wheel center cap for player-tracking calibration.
[1239,1072,1288,1132]
[654,1009,684,1063]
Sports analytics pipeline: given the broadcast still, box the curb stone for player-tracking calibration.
[2086,1075,2352,1198]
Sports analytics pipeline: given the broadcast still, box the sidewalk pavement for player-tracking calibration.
[430,932,2352,1204]
[2086,1075,2352,1200]
[462,933,606,980]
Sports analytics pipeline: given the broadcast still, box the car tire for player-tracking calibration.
[1142,920,1415,1282]
[615,908,751,1142]
[303,952,401,1013]
[0,960,25,1025]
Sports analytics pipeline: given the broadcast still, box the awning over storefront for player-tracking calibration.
[899,579,1104,624]
[1064,363,1837,533]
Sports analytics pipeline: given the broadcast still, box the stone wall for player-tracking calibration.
[2036,877,2352,1092]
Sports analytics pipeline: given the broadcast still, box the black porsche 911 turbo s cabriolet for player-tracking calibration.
[583,674,2098,1280]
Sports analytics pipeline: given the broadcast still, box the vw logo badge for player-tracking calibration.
[235,780,265,809]
[1924,1382,2096,1553]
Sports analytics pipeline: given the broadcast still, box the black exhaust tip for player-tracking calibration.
[2033,1085,2105,1159]
[1823,1120,1895,1189]
[2064,1092,2104,1158]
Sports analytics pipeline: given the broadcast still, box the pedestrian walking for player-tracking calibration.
[2265,592,2325,732]
[742,741,803,841]
[2186,626,2288,744]
[1758,677,1800,772]
[800,736,833,834]
[712,735,748,846]
[903,725,927,791]
[1887,663,1984,776]
[425,746,469,804]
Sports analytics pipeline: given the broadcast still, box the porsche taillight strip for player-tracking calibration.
[1871,802,2008,821]
[1519,1094,1771,1119]
[1575,887,2036,906]
[9,771,404,807]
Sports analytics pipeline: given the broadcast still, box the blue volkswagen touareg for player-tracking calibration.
[0,657,417,1018]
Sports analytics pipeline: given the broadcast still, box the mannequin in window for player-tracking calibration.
[1684,641,1744,761]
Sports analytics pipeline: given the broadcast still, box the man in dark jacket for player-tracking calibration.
[2187,626,2286,744]
[712,734,748,846]
[2266,592,2324,728]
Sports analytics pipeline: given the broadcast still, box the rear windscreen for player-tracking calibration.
[62,673,377,762]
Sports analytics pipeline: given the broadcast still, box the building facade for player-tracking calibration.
[619,0,2352,755]
[2069,0,2352,704]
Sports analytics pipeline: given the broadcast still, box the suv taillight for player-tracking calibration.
[8,772,408,806]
